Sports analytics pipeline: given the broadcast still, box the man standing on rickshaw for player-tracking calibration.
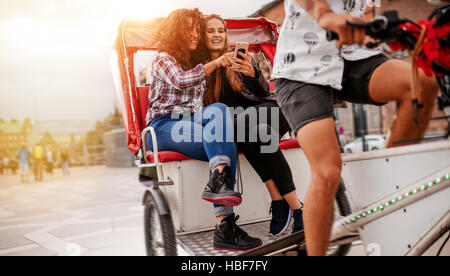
[273,0,439,255]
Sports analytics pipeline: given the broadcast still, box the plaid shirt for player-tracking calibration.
[146,52,207,126]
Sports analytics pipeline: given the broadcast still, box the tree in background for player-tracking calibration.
[84,107,124,164]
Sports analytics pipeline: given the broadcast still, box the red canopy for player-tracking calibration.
[112,17,279,154]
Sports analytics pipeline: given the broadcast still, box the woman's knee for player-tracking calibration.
[204,103,232,124]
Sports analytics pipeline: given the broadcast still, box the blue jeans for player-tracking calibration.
[147,103,237,217]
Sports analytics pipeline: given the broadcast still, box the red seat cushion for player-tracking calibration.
[279,139,300,150]
[146,151,191,163]
[146,139,300,163]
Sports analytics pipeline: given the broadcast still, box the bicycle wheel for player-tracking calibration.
[144,191,177,256]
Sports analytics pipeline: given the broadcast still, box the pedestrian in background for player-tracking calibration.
[3,154,10,175]
[33,143,44,181]
[0,152,4,176]
[61,147,70,176]
[16,144,31,183]
[45,146,54,176]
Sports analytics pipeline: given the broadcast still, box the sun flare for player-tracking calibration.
[0,0,171,58]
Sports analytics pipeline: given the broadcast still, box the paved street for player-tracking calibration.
[0,165,447,256]
[0,166,147,256]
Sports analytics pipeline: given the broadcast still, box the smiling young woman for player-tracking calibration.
[204,17,227,55]
[197,15,244,106]
[146,9,263,252]
[153,9,203,70]
[197,14,305,238]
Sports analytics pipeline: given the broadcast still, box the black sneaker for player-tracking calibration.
[269,200,292,236]
[292,208,304,234]
[214,213,263,251]
[201,166,242,206]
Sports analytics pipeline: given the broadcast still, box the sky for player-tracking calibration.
[0,0,274,124]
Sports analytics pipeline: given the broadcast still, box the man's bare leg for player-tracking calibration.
[297,117,342,256]
[369,59,439,147]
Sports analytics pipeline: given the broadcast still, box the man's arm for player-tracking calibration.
[295,0,366,47]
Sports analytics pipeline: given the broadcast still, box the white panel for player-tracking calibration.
[342,143,450,210]
[341,141,450,255]
[158,162,182,230]
[161,156,275,232]
[360,189,450,256]
[158,148,312,233]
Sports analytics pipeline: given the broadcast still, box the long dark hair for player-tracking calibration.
[197,14,244,106]
[154,9,203,70]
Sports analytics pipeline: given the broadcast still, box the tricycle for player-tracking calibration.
[111,9,450,256]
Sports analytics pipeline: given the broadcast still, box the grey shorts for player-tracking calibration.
[275,54,390,136]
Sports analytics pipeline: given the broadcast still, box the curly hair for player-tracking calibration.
[154,9,203,70]
[196,14,244,106]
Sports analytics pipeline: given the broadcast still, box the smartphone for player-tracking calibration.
[234,42,249,60]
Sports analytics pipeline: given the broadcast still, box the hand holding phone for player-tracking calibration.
[231,43,255,78]
[234,42,249,60]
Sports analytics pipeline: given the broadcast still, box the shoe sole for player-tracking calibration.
[214,242,263,252]
[269,208,293,236]
[201,193,242,207]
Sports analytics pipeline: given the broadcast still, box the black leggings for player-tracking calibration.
[233,101,296,196]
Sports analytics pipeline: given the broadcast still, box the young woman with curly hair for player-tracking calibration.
[197,14,304,236]
[145,9,262,252]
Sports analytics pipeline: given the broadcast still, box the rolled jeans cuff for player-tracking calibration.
[209,155,231,171]
[214,205,234,217]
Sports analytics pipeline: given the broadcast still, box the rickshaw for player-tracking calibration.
[111,9,450,256]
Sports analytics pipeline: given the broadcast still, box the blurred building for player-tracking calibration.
[102,107,133,167]
[37,132,61,159]
[250,0,448,142]
[83,106,130,167]
[0,118,33,156]
[104,129,134,167]
[34,120,95,137]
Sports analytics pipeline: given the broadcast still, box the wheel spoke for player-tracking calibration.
[144,196,177,256]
